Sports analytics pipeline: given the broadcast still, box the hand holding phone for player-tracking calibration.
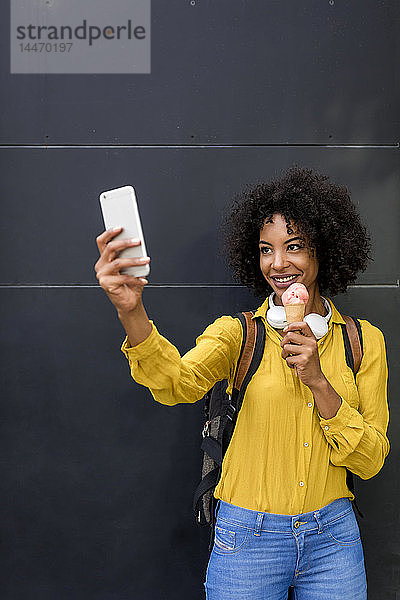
[95,186,151,317]
[99,185,150,278]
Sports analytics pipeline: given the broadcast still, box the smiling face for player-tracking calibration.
[259,213,320,306]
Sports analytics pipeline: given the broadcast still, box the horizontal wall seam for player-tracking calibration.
[0,283,399,289]
[0,144,398,149]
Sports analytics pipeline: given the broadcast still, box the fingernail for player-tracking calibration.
[129,238,140,243]
[111,226,122,231]
[283,326,288,332]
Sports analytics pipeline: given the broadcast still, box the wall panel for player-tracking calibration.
[0,147,398,286]
[0,0,398,144]
[0,286,398,599]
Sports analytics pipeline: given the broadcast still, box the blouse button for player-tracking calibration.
[307,402,313,408]
[299,481,304,487]
[303,442,309,447]
[324,425,329,430]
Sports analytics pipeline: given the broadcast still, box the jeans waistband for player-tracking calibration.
[215,497,353,535]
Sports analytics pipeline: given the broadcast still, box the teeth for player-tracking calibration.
[273,275,297,282]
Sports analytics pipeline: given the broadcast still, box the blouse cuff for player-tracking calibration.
[318,398,363,436]
[120,321,158,360]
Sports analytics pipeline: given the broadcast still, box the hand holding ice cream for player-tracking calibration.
[281,283,309,378]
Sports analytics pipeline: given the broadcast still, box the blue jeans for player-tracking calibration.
[204,497,367,600]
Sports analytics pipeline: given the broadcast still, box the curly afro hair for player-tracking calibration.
[223,165,372,298]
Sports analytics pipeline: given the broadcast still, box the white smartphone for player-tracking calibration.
[99,185,150,278]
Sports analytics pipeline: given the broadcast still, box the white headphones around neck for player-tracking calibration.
[266,293,332,340]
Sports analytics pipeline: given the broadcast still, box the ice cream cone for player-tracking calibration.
[284,303,306,324]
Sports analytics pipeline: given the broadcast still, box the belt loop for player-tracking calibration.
[254,512,264,537]
[314,511,323,534]
[214,499,221,521]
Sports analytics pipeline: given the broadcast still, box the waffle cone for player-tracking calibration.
[284,303,306,324]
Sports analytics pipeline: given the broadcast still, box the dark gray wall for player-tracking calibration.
[0,2,399,599]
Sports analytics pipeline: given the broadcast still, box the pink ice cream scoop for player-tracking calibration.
[281,283,309,306]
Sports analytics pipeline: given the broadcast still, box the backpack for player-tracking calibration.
[193,310,364,550]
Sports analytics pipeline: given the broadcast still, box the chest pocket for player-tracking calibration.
[341,372,360,409]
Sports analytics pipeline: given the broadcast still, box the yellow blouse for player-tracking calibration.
[121,296,390,515]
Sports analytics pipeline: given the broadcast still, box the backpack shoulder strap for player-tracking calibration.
[233,312,257,391]
[340,315,365,520]
[222,313,265,446]
[341,315,363,375]
[232,312,266,395]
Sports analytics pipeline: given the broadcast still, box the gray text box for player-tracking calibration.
[11,0,151,74]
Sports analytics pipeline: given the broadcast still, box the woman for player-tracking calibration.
[94,166,390,600]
